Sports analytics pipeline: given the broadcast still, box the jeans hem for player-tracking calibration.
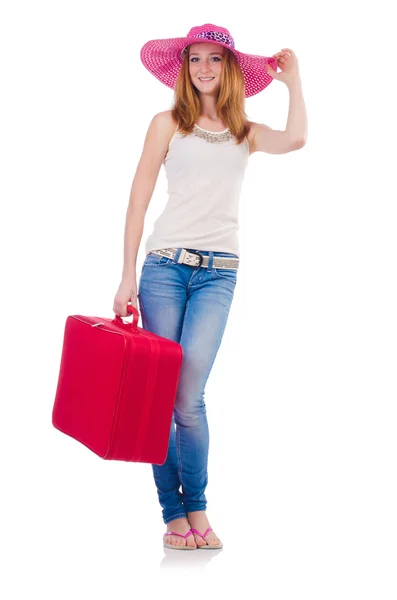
[163,512,187,525]
[183,506,207,514]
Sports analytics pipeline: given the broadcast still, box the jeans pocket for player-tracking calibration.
[213,267,238,283]
[142,254,174,268]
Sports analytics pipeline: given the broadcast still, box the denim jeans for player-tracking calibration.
[137,248,238,524]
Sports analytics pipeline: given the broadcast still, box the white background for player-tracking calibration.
[1,0,396,597]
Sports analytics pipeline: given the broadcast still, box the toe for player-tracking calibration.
[166,535,179,546]
[205,533,222,546]
[193,533,206,547]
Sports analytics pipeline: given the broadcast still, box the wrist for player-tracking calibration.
[286,75,302,89]
[121,275,137,288]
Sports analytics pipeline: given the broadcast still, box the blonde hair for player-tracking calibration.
[170,46,250,145]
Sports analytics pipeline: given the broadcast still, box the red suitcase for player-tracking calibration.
[52,305,183,465]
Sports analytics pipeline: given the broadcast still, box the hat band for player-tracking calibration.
[181,30,235,58]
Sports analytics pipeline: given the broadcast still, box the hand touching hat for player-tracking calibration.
[265,48,301,85]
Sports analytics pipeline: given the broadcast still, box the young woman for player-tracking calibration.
[113,24,307,550]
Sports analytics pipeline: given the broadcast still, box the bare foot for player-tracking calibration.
[164,517,197,549]
[186,511,222,548]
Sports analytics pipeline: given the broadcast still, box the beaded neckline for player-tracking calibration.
[192,123,232,143]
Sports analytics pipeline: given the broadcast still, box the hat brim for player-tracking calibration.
[140,36,278,98]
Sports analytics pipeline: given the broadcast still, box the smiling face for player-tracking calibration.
[188,42,225,94]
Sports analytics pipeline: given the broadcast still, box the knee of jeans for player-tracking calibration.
[174,404,207,428]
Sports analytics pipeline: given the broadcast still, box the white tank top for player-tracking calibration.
[144,123,250,258]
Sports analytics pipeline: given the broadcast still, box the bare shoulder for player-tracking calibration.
[140,110,178,163]
[134,111,177,186]
[150,110,178,140]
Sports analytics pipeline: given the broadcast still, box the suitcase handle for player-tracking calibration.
[112,304,139,332]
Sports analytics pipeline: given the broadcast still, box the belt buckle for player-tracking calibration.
[184,249,203,267]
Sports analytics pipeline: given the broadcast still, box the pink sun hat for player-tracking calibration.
[140,23,278,98]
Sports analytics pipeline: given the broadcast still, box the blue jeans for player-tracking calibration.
[137,248,238,524]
